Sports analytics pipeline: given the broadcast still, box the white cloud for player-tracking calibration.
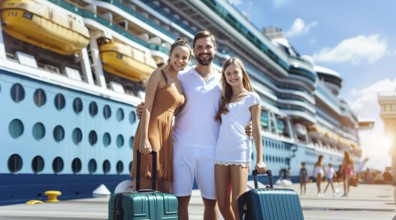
[286,18,318,38]
[313,34,388,64]
[347,78,396,170]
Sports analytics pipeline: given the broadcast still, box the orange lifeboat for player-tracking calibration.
[100,41,157,82]
[0,0,89,55]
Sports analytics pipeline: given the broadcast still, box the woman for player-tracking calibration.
[130,38,191,193]
[313,155,325,196]
[341,151,354,197]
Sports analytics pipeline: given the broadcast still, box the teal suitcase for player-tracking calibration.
[238,170,304,220]
[108,151,178,220]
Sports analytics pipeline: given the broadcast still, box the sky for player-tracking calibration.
[227,0,396,171]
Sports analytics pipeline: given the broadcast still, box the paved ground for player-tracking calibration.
[0,183,394,220]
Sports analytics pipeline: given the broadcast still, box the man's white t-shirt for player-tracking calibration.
[173,67,221,149]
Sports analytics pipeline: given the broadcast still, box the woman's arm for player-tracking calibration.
[250,104,266,173]
[139,70,162,155]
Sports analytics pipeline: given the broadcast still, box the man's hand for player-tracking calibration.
[245,121,252,137]
[136,102,145,119]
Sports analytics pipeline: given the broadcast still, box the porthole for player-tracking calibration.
[103,105,111,119]
[34,89,46,107]
[116,135,124,148]
[88,159,97,174]
[129,161,132,173]
[53,125,65,142]
[8,154,23,173]
[116,108,124,121]
[32,122,45,140]
[73,98,83,113]
[52,157,64,174]
[32,156,44,173]
[72,158,82,174]
[10,83,25,103]
[103,132,111,147]
[116,161,124,174]
[103,160,110,174]
[9,119,24,138]
[89,130,97,146]
[89,102,98,116]
[54,93,66,110]
[72,128,82,144]
[129,111,136,124]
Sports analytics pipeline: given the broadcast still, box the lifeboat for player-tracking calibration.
[100,41,157,82]
[0,0,89,55]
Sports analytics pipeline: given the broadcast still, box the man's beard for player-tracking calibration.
[195,53,213,66]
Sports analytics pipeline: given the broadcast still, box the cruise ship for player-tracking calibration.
[0,0,364,205]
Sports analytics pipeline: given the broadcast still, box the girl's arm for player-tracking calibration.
[139,69,162,155]
[250,104,266,173]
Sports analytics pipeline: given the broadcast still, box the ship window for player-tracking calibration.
[129,161,132,173]
[129,137,134,149]
[53,125,65,142]
[23,11,33,20]
[103,132,111,147]
[9,119,24,138]
[54,93,66,110]
[88,159,97,174]
[116,135,124,148]
[73,98,83,114]
[32,156,44,173]
[72,158,82,174]
[89,130,97,146]
[32,122,45,140]
[72,128,82,144]
[89,102,98,116]
[52,157,64,174]
[129,111,137,124]
[8,154,23,173]
[10,83,25,103]
[116,161,124,174]
[34,89,46,107]
[103,105,111,119]
[103,160,111,174]
[116,108,124,121]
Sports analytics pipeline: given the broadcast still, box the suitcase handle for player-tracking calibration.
[135,150,157,191]
[252,169,273,189]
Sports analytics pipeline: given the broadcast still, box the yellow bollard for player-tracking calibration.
[44,190,62,203]
[26,200,44,205]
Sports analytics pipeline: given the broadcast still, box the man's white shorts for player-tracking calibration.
[172,145,216,200]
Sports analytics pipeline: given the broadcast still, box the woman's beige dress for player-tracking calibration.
[131,77,184,181]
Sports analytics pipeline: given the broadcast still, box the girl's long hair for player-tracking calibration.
[215,57,253,121]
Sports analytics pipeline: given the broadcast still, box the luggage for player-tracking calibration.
[108,151,178,220]
[237,170,304,220]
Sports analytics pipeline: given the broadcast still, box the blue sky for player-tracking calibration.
[228,0,396,170]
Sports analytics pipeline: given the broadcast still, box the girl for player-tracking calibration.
[131,38,191,193]
[323,163,337,196]
[341,151,354,197]
[214,57,266,220]
[313,155,326,196]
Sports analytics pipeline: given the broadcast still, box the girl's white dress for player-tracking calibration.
[215,92,260,167]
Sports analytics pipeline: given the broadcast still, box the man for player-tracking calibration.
[172,31,220,220]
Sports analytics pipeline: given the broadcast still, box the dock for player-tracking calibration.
[0,183,394,220]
